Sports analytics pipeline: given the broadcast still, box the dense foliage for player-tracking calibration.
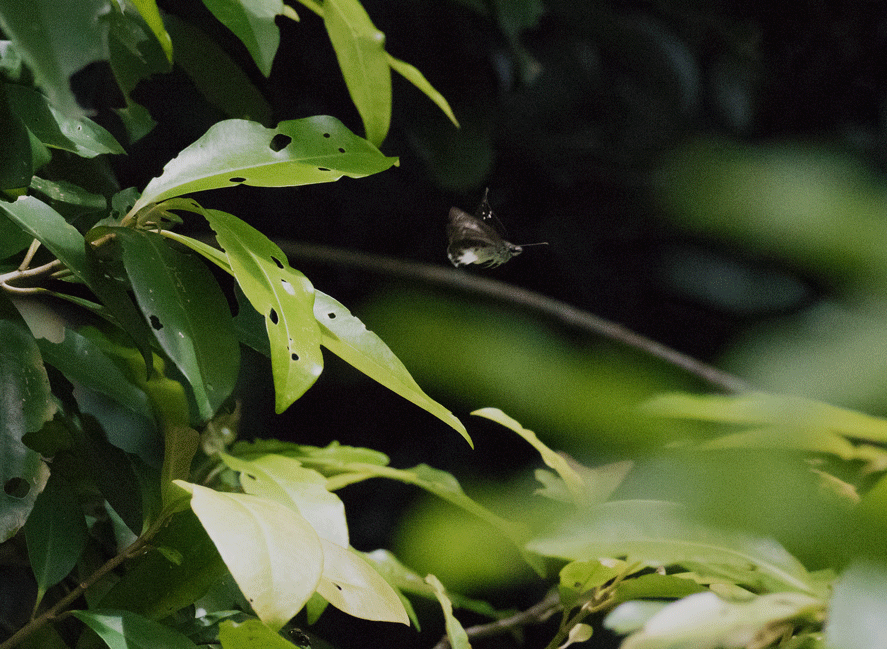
[3,2,887,649]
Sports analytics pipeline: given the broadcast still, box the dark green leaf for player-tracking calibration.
[24,473,88,604]
[0,81,43,189]
[201,0,282,77]
[0,211,32,259]
[71,609,199,649]
[0,0,111,117]
[116,228,239,421]
[0,297,52,541]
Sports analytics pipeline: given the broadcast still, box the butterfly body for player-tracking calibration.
[446,206,523,268]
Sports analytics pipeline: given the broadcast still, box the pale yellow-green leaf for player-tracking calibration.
[219,618,297,648]
[179,481,324,630]
[386,54,459,128]
[316,539,409,624]
[222,453,349,547]
[426,574,471,649]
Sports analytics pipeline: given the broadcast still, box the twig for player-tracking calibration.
[431,590,562,649]
[238,238,752,394]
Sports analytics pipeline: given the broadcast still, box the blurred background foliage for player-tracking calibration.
[83,0,887,611]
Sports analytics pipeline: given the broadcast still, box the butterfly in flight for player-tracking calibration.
[446,189,546,268]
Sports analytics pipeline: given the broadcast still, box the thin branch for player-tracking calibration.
[232,238,752,394]
[432,590,562,649]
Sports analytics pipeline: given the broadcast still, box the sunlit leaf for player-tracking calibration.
[203,209,323,412]
[179,482,324,630]
[316,540,409,624]
[528,500,816,594]
[129,0,173,62]
[315,290,470,444]
[132,117,398,212]
[323,0,391,145]
[386,54,459,128]
[825,560,887,649]
[218,618,296,649]
[71,609,199,649]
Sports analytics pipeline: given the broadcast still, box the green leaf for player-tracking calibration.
[24,473,87,605]
[218,619,296,649]
[314,290,470,445]
[528,500,817,594]
[473,408,582,500]
[71,609,199,649]
[386,54,459,128]
[128,0,173,62]
[165,14,272,123]
[203,209,323,412]
[323,0,391,145]
[558,560,628,610]
[825,560,887,649]
[98,510,228,620]
[0,196,88,282]
[30,177,107,222]
[36,328,154,421]
[0,298,53,541]
[315,540,409,624]
[0,210,33,258]
[0,82,43,189]
[231,438,390,467]
[178,481,324,630]
[426,574,471,649]
[116,228,240,420]
[5,83,124,156]
[202,0,283,77]
[0,0,110,117]
[132,117,398,212]
[222,453,348,546]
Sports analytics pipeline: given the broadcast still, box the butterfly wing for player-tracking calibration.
[447,207,522,267]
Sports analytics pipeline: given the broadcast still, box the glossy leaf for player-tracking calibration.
[825,561,887,649]
[314,290,470,444]
[132,117,398,211]
[5,83,124,156]
[23,473,87,605]
[232,439,390,468]
[528,500,816,594]
[473,408,582,501]
[203,209,323,412]
[0,211,32,258]
[0,82,42,189]
[323,0,391,145]
[0,196,88,282]
[202,0,282,77]
[98,511,228,620]
[426,574,470,649]
[179,482,324,630]
[218,618,296,649]
[315,539,409,624]
[222,453,348,547]
[71,609,199,649]
[0,0,109,117]
[116,228,239,421]
[0,299,53,541]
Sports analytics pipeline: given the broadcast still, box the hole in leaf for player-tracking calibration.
[337,147,345,153]
[281,279,296,295]
[269,308,279,325]
[317,167,330,172]
[269,134,291,151]
[271,256,284,269]
[291,352,299,361]
[149,315,163,330]
[322,132,331,138]
[326,312,336,319]
[334,583,343,591]
[229,177,246,183]
[4,477,29,498]
[246,473,256,481]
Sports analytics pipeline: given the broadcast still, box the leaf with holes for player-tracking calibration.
[315,539,409,624]
[177,481,324,631]
[131,116,398,212]
[204,209,323,412]
[116,228,240,421]
[314,290,470,444]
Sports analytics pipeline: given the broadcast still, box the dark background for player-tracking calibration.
[93,1,887,646]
